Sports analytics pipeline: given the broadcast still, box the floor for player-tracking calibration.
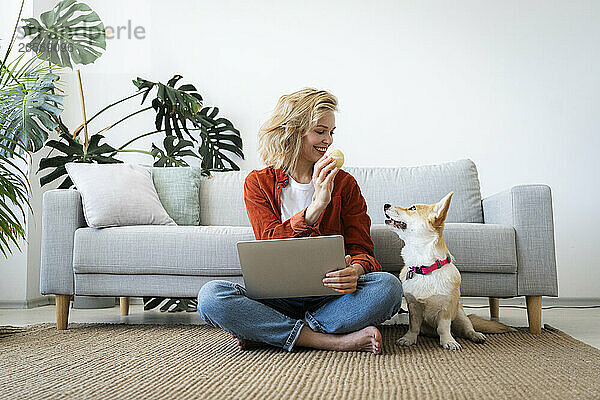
[2,298,599,349]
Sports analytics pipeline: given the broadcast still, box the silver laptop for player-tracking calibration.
[236,235,346,299]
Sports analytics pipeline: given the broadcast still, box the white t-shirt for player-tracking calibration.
[280,176,316,222]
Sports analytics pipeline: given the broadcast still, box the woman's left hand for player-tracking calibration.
[323,255,363,294]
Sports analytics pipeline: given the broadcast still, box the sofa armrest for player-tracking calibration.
[482,185,558,296]
[40,189,87,295]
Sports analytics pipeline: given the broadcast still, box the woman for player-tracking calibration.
[197,88,403,354]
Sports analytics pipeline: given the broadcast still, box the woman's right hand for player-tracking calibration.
[312,156,340,207]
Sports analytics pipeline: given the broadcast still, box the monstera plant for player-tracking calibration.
[10,0,243,190]
[133,75,244,171]
[38,74,244,188]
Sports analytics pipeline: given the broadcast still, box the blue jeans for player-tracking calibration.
[197,272,403,352]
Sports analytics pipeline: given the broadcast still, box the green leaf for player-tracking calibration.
[0,133,31,257]
[21,0,106,69]
[136,75,203,142]
[143,297,197,312]
[150,136,199,167]
[38,132,122,187]
[133,75,244,172]
[0,54,64,157]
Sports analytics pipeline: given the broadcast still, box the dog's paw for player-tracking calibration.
[468,331,486,343]
[396,334,418,347]
[440,338,462,350]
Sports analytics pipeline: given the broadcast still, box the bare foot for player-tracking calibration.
[337,326,382,354]
[227,332,268,350]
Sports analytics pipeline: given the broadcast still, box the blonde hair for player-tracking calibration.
[258,88,338,175]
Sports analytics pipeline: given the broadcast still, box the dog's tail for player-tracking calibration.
[467,314,516,333]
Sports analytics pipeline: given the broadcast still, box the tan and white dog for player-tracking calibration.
[384,192,512,350]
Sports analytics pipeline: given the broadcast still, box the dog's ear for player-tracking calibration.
[430,192,453,227]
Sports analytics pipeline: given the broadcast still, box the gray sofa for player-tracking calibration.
[40,159,558,333]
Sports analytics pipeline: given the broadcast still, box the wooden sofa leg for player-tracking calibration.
[526,296,542,334]
[489,297,499,321]
[120,297,130,316]
[56,294,71,330]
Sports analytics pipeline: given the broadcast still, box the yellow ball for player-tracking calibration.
[326,148,344,168]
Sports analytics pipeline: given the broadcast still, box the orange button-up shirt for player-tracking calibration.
[243,166,382,273]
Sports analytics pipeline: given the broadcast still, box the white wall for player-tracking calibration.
[2,0,598,300]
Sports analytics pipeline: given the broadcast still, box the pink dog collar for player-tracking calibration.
[406,256,451,279]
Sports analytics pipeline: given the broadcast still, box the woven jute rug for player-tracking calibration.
[1,323,599,399]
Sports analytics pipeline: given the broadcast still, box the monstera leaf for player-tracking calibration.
[196,106,243,171]
[0,72,63,157]
[151,135,200,167]
[21,0,106,69]
[38,132,121,188]
[133,75,244,172]
[133,75,203,140]
[143,297,197,313]
[0,52,63,158]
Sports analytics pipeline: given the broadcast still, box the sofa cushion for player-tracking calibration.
[152,166,203,225]
[65,162,176,228]
[197,159,483,227]
[198,170,252,226]
[372,223,517,274]
[73,223,515,277]
[73,225,255,276]
[346,159,483,224]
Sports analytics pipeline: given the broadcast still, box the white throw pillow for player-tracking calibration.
[65,162,177,228]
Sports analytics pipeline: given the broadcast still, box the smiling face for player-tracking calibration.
[299,111,336,165]
[384,193,454,241]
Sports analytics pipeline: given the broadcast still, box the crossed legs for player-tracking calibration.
[197,272,403,353]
